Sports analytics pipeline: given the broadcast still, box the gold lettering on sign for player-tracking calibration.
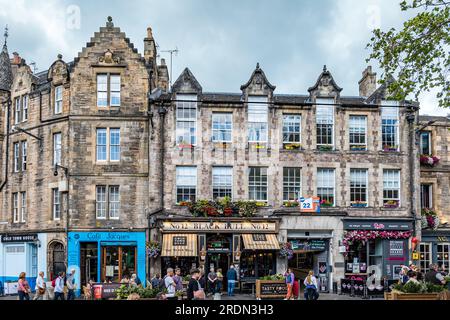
[162,221,276,232]
[437,236,448,242]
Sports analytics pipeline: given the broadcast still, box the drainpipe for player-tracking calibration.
[0,92,11,192]
[158,103,167,210]
[406,110,418,236]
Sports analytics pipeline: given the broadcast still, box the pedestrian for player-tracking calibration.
[304,271,319,301]
[207,267,217,296]
[120,275,130,284]
[406,271,419,284]
[164,268,177,300]
[226,265,237,297]
[151,274,162,289]
[34,271,46,300]
[84,279,94,300]
[399,266,410,284]
[18,272,31,301]
[198,270,206,291]
[66,269,76,300]
[284,268,295,300]
[425,264,446,285]
[187,269,205,300]
[54,272,65,300]
[173,268,183,292]
[216,268,224,294]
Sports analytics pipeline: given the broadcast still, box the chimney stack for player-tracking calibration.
[157,58,169,92]
[358,66,377,98]
[144,26,156,64]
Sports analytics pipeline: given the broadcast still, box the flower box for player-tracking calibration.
[383,201,400,209]
[283,201,299,207]
[383,145,399,152]
[350,146,367,152]
[385,291,449,300]
[283,143,302,151]
[318,145,333,152]
[351,202,368,208]
[420,155,440,167]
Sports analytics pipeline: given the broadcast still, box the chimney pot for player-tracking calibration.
[359,66,377,98]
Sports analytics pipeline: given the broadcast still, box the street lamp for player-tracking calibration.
[11,125,43,147]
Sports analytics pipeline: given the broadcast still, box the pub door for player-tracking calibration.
[101,246,137,283]
[206,253,231,292]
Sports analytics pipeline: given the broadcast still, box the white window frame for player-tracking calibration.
[96,128,108,162]
[419,243,432,273]
[176,94,198,146]
[13,142,20,173]
[13,193,19,223]
[212,113,233,143]
[108,186,120,220]
[349,115,367,150]
[381,101,400,151]
[212,167,233,200]
[248,167,268,202]
[20,191,26,223]
[420,131,432,155]
[316,98,335,149]
[248,96,269,143]
[53,133,62,166]
[317,168,336,207]
[22,95,28,122]
[109,128,121,162]
[96,128,120,163]
[55,86,63,114]
[109,75,121,107]
[97,74,121,108]
[97,74,108,107]
[14,97,21,125]
[52,188,61,221]
[437,243,450,271]
[350,169,369,206]
[283,167,301,202]
[96,186,107,220]
[282,115,302,146]
[21,141,27,172]
[383,169,401,206]
[176,166,198,204]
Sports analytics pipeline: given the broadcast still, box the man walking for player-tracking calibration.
[66,269,76,300]
[425,264,446,285]
[34,272,46,300]
[54,272,65,300]
[226,265,237,297]
[164,268,177,300]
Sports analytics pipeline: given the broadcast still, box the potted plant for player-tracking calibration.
[279,242,294,260]
[420,155,440,167]
[219,196,234,216]
[386,281,447,300]
[236,201,258,217]
[384,200,399,209]
[146,241,161,259]
[421,209,440,230]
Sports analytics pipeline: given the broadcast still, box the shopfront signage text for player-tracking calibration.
[344,220,413,231]
[162,221,277,233]
[290,240,327,252]
[173,236,188,246]
[0,234,38,243]
[85,233,132,241]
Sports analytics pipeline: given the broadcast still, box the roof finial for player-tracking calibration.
[57,54,63,60]
[323,65,327,72]
[3,25,8,46]
[106,16,114,28]
[256,62,260,70]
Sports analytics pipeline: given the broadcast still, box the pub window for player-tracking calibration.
[316,99,335,149]
[349,115,367,151]
[383,169,401,207]
[282,115,301,148]
[97,74,121,107]
[20,191,26,223]
[52,188,61,221]
[22,95,28,122]
[13,192,19,223]
[437,244,450,271]
[249,167,268,202]
[14,97,21,125]
[419,243,432,273]
[96,185,120,220]
[212,167,233,200]
[212,113,233,143]
[53,133,62,166]
[13,142,20,173]
[176,94,197,146]
[381,101,399,151]
[21,141,27,172]
[248,96,268,143]
[420,131,431,155]
[54,86,63,114]
[176,166,197,204]
[240,251,275,278]
[283,168,301,202]
[350,169,368,207]
[317,168,335,207]
[421,184,433,209]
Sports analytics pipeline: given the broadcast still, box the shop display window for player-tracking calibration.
[240,252,275,279]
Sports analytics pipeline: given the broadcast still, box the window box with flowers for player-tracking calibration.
[420,155,440,167]
[351,201,368,208]
[342,230,412,256]
[320,200,334,208]
[185,199,259,218]
[283,143,302,151]
[317,145,333,152]
[283,201,300,208]
[350,145,367,152]
[383,145,399,152]
[384,200,400,209]
[421,208,440,230]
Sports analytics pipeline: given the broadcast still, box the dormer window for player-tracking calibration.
[176,94,197,146]
[381,101,400,152]
[248,96,268,143]
[55,86,63,114]
[97,74,121,108]
[316,98,335,150]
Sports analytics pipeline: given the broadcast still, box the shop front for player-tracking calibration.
[420,228,450,273]
[158,219,280,292]
[0,233,47,293]
[342,219,414,281]
[67,231,146,296]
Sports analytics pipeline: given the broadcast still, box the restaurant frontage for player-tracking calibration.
[156,218,281,291]
[420,228,450,273]
[68,231,147,296]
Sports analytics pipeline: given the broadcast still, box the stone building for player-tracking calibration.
[149,64,421,292]
[418,115,450,273]
[0,18,169,293]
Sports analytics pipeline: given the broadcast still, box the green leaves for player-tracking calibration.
[367,0,450,108]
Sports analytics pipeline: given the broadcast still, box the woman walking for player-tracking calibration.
[304,271,319,300]
[284,268,295,300]
[18,272,31,301]
[34,272,46,300]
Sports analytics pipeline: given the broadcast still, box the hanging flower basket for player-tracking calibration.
[420,155,440,167]
[279,242,294,260]
[421,209,440,230]
[342,230,412,256]
[146,241,161,259]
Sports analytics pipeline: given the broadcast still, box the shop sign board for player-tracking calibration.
[291,239,327,251]
[93,283,121,300]
[343,220,413,231]
[0,234,38,243]
[162,221,277,233]
[256,280,288,299]
[299,197,321,213]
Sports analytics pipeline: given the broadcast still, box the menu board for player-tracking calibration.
[256,280,287,299]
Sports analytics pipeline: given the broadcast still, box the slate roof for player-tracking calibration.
[0,43,13,92]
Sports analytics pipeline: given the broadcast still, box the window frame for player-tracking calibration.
[54,86,63,114]
[383,169,401,207]
[96,128,120,163]
[21,141,27,172]
[419,243,432,274]
[349,115,367,151]
[420,184,433,209]
[282,114,302,147]
[20,191,26,223]
[381,101,400,151]
[96,185,107,220]
[350,169,369,207]
[14,97,21,125]
[52,188,61,221]
[419,131,432,155]
[212,167,233,200]
[13,192,19,223]
[317,168,336,207]
[22,95,28,122]
[175,94,198,146]
[212,113,233,143]
[13,142,20,173]
[109,128,121,162]
[53,133,62,166]
[96,73,121,108]
[248,167,268,202]
[316,98,335,149]
[176,166,198,204]
[108,185,121,220]
[283,167,301,202]
[248,96,269,143]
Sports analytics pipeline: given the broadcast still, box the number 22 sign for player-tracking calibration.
[300,197,321,213]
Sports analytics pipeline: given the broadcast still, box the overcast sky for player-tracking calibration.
[0,0,446,116]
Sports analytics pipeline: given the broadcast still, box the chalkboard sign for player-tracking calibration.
[256,280,287,299]
[93,283,121,300]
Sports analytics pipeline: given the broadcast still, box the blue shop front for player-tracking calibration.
[68,232,146,296]
[420,228,450,273]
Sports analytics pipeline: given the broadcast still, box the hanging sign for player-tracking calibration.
[299,197,321,213]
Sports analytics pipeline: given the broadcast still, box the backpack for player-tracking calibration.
[52,278,57,288]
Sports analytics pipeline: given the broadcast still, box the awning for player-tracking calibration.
[161,234,198,257]
[242,234,280,251]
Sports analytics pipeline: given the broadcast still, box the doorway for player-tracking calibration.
[80,243,98,285]
[206,234,232,292]
[49,241,66,280]
[101,245,137,283]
